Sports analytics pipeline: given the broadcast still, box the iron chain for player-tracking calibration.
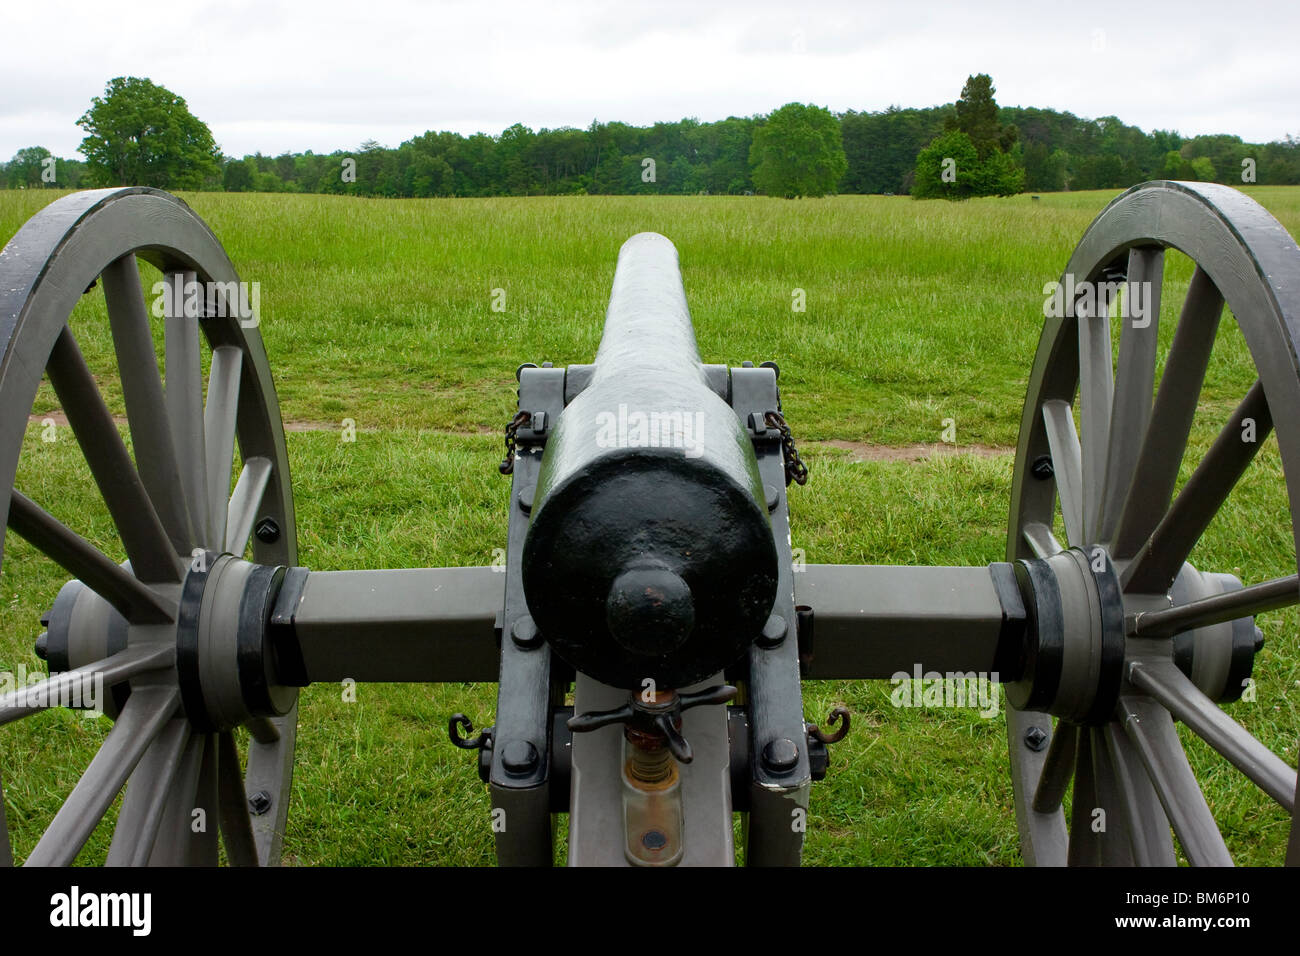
[498,410,532,475]
[764,410,808,487]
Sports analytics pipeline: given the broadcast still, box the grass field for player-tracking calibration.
[1,186,1298,865]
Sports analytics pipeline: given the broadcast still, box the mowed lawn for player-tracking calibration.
[1,186,1298,865]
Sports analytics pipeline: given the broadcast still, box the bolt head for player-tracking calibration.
[501,740,540,776]
[1024,726,1049,752]
[248,790,273,816]
[1030,455,1054,480]
[510,616,542,649]
[757,613,787,648]
[762,737,799,774]
[254,517,280,544]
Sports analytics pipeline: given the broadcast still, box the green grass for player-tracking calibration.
[1,186,1299,865]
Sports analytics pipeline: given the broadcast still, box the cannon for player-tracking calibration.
[1,182,1299,866]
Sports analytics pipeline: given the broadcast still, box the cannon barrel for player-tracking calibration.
[522,233,779,689]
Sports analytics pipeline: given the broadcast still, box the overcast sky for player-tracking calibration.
[2,0,1297,160]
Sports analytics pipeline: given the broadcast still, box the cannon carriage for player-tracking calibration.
[1,181,1298,866]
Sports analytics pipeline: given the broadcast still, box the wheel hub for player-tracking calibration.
[39,554,295,732]
[1010,547,1265,723]
[1009,546,1125,724]
[176,553,296,731]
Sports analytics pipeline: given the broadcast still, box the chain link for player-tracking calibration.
[498,411,532,475]
[764,410,808,487]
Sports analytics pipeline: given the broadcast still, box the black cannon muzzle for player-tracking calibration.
[521,233,779,689]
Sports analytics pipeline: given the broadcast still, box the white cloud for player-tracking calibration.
[1,0,1296,160]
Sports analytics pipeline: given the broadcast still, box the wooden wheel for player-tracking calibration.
[1006,181,1300,865]
[0,188,297,865]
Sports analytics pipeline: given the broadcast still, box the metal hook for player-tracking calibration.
[449,713,491,750]
[807,706,850,745]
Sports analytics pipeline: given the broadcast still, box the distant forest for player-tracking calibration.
[7,103,1300,196]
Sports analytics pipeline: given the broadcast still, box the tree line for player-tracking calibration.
[6,75,1300,197]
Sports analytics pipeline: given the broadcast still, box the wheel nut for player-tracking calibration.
[254,517,280,544]
[1024,726,1049,752]
[248,790,272,816]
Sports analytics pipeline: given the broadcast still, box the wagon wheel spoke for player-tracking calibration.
[1111,267,1225,561]
[6,489,175,624]
[1075,286,1113,544]
[0,643,173,726]
[193,733,221,864]
[165,269,211,550]
[1097,248,1163,543]
[106,718,190,866]
[244,715,280,745]
[1089,726,1140,864]
[1131,573,1299,637]
[1031,721,1077,813]
[1066,727,1100,865]
[143,731,217,865]
[1128,660,1296,809]
[1022,522,1063,560]
[205,346,243,551]
[24,686,180,866]
[226,457,272,555]
[1042,401,1084,547]
[1005,708,1068,865]
[1099,720,1176,865]
[1118,695,1233,865]
[1122,381,1272,593]
[217,730,258,866]
[102,254,197,552]
[45,326,183,583]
